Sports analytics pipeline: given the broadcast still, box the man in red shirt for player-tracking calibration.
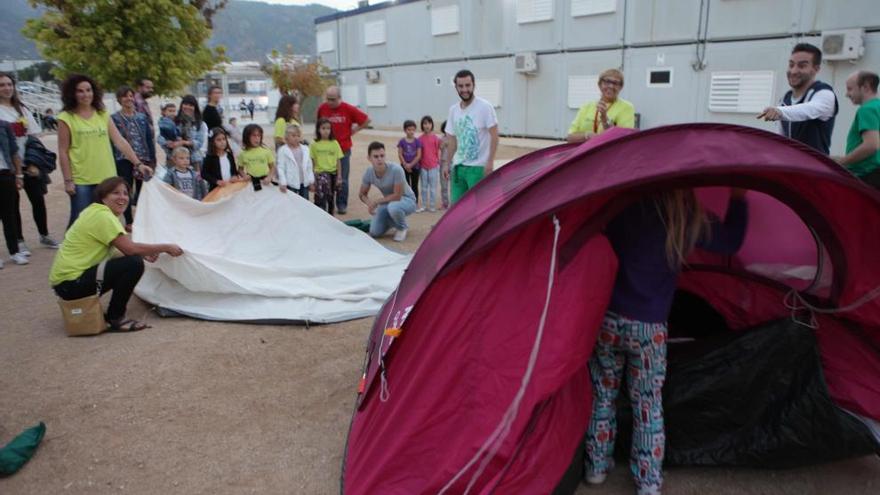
[317,86,370,214]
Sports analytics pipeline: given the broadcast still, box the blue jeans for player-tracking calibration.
[336,150,351,211]
[419,167,440,210]
[68,184,97,227]
[369,197,416,237]
[287,184,310,200]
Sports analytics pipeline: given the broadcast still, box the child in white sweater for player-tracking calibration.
[275,124,314,199]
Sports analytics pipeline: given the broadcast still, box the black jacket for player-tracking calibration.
[202,151,238,190]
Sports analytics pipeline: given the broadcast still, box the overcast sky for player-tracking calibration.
[241,0,362,10]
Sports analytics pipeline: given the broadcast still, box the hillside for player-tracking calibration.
[0,0,336,62]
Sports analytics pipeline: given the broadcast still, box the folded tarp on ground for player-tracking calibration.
[132,178,410,323]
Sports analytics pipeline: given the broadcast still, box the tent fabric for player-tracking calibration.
[132,178,410,323]
[343,124,880,494]
[617,319,877,468]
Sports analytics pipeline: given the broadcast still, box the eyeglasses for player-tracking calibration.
[600,78,623,87]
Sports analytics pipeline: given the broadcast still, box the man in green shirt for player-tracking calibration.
[837,71,880,188]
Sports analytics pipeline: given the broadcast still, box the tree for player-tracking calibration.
[23,0,227,95]
[17,62,59,83]
[266,46,333,99]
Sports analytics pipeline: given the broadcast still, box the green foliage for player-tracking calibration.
[22,0,227,94]
[266,46,333,98]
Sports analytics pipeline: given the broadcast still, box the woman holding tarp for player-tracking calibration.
[585,188,748,495]
[50,177,184,332]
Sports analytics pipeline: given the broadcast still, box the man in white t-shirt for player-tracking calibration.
[442,70,499,203]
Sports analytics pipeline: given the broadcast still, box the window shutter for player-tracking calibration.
[571,0,617,17]
[317,30,334,53]
[709,71,775,113]
[364,20,386,46]
[366,84,387,107]
[431,5,460,36]
[517,0,554,24]
[479,79,502,108]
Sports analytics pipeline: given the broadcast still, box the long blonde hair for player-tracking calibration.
[655,190,710,268]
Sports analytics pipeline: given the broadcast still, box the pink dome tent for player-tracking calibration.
[342,124,880,494]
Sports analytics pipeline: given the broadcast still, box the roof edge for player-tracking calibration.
[315,0,424,25]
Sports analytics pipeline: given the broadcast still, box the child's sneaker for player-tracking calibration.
[40,235,60,248]
[11,252,29,265]
[428,208,437,213]
[416,207,426,213]
[393,228,408,242]
[585,471,606,485]
[17,241,31,256]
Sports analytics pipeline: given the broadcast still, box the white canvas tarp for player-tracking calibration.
[132,179,410,323]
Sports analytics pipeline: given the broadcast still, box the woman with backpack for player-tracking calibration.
[0,72,60,252]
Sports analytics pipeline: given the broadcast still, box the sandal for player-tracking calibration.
[107,318,151,332]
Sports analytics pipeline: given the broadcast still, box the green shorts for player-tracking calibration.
[450,165,485,203]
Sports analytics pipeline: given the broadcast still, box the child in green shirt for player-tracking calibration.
[238,124,275,191]
[310,118,343,214]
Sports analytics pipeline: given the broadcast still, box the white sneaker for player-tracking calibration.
[385,227,397,237]
[11,252,29,265]
[416,207,426,213]
[585,470,607,485]
[393,228,408,242]
[428,208,437,213]
[40,235,60,248]
[17,241,31,256]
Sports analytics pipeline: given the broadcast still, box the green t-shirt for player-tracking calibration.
[310,139,344,174]
[568,98,636,136]
[57,110,117,185]
[274,117,302,140]
[238,147,275,177]
[49,203,125,286]
[845,98,880,177]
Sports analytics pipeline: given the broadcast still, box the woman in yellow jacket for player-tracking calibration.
[567,68,636,143]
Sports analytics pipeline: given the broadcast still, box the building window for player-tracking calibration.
[366,84,387,107]
[342,85,360,107]
[317,30,334,53]
[431,5,459,36]
[647,68,673,88]
[567,75,600,109]
[709,71,775,113]
[480,79,502,108]
[571,0,617,17]
[364,20,386,46]
[517,0,553,24]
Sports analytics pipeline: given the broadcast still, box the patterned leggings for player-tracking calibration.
[586,311,667,492]
[314,172,337,215]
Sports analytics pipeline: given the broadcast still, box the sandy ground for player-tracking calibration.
[0,126,878,495]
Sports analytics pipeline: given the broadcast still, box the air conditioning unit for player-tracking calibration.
[365,69,381,82]
[821,29,864,61]
[514,52,538,74]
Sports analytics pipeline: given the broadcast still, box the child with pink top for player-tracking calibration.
[418,115,442,212]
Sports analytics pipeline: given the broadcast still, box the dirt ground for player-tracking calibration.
[0,127,878,495]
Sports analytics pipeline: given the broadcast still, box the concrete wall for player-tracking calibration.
[317,0,880,154]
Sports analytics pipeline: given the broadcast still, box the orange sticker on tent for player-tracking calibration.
[358,376,366,394]
[384,327,402,337]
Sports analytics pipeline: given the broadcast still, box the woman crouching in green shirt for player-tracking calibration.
[49,177,184,332]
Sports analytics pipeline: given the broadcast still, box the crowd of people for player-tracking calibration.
[1,40,879,494]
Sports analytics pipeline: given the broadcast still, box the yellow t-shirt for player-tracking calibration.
[309,139,344,174]
[238,146,275,177]
[568,98,636,136]
[274,117,302,140]
[57,110,117,185]
[49,203,125,286]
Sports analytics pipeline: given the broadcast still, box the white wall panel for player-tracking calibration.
[567,75,600,109]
